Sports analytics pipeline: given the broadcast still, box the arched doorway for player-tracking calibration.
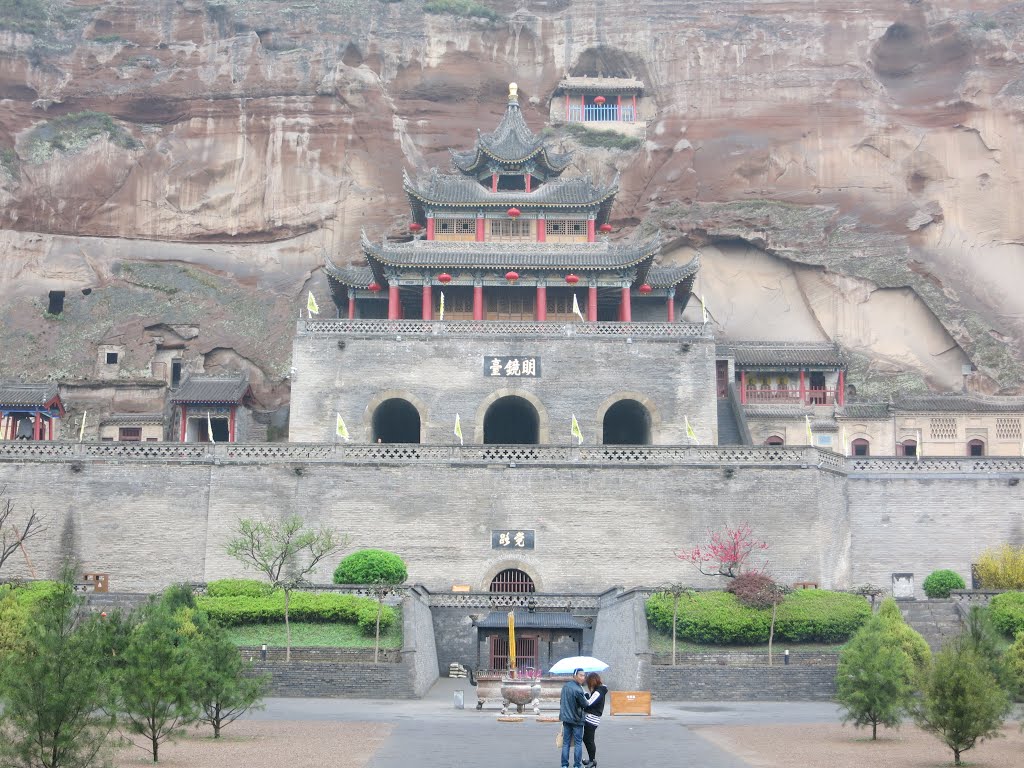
[967,439,985,457]
[489,568,536,593]
[851,438,870,456]
[765,435,785,446]
[483,396,539,444]
[601,399,651,445]
[371,398,421,443]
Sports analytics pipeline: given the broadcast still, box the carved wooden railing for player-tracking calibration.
[300,319,711,339]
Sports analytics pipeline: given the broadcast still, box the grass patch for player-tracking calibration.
[0,0,50,34]
[0,148,18,179]
[648,625,846,655]
[25,111,140,164]
[424,0,500,21]
[223,619,402,649]
[562,123,642,150]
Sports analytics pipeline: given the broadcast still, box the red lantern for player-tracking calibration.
[409,222,423,232]
[594,95,606,105]
[505,271,520,282]
[367,281,382,293]
[507,207,521,218]
[599,223,612,233]
[638,283,653,294]
[437,273,452,284]
[565,274,579,285]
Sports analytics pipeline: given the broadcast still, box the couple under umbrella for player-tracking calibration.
[554,657,609,768]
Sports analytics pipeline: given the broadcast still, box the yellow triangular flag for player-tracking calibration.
[701,294,709,324]
[307,290,320,316]
[336,413,351,442]
[454,413,463,446]
[439,290,445,321]
[570,414,584,445]
[805,414,814,445]
[572,292,585,321]
[685,416,698,444]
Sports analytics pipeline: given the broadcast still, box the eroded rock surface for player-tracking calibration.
[1,0,1021,397]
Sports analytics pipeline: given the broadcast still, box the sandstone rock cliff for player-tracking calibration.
[1,0,1021,401]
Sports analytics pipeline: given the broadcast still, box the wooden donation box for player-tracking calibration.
[609,691,651,716]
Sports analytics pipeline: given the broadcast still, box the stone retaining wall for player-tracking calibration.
[250,661,414,698]
[649,664,838,701]
[238,646,400,663]
[651,651,839,667]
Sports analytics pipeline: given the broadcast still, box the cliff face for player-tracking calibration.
[1,0,1022,400]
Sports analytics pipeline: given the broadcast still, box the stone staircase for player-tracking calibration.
[716,398,744,445]
[899,599,963,652]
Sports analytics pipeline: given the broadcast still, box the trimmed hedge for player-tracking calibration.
[205,579,274,598]
[922,569,966,598]
[646,589,871,645]
[333,549,407,586]
[196,592,396,636]
[989,591,1024,637]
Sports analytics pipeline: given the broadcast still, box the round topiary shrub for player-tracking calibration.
[922,569,966,599]
[333,549,408,586]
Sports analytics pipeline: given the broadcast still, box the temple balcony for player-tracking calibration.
[299,318,712,340]
[742,388,839,407]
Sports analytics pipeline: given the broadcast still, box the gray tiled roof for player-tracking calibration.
[475,611,585,630]
[725,342,844,367]
[742,404,810,418]
[359,231,662,271]
[450,97,571,173]
[324,263,375,289]
[404,169,616,209]
[557,76,645,92]
[894,394,1024,413]
[99,413,166,426]
[170,374,249,404]
[646,257,701,288]
[0,382,59,408]
[838,403,892,419]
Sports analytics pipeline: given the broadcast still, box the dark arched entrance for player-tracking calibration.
[371,398,421,443]
[489,568,536,593]
[483,396,539,444]
[602,399,651,445]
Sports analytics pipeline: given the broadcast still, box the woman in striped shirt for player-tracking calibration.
[582,672,609,768]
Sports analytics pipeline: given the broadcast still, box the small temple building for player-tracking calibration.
[171,374,252,443]
[325,83,697,325]
[0,382,64,441]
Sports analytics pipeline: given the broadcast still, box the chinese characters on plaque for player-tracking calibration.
[491,529,536,550]
[484,356,541,377]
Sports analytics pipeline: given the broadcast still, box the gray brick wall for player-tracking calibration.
[249,661,413,698]
[289,333,719,445]
[404,586,440,696]
[592,589,651,691]
[648,665,837,701]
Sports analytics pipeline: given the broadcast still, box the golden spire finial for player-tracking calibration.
[508,82,518,100]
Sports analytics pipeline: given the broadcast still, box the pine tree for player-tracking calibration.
[0,570,119,768]
[115,596,199,762]
[914,643,1012,766]
[875,597,931,673]
[192,623,268,738]
[835,615,914,739]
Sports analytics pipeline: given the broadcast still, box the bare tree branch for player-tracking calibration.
[0,485,46,575]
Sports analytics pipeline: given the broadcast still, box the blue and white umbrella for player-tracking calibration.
[548,656,609,675]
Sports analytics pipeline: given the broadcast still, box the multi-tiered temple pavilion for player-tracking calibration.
[326,83,699,324]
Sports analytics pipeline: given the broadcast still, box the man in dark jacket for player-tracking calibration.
[559,669,588,768]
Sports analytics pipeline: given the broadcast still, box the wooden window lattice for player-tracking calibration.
[434,218,476,235]
[545,219,587,236]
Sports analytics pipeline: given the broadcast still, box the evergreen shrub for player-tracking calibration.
[205,579,275,598]
[646,588,870,644]
[197,592,395,635]
[333,549,408,586]
[988,591,1024,637]
[975,544,1024,589]
[922,569,966,598]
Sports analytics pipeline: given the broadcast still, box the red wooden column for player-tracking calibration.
[537,214,545,242]
[179,406,188,442]
[473,284,484,320]
[422,284,433,320]
[740,371,747,404]
[426,217,435,240]
[388,285,401,320]
[476,214,485,242]
[587,218,596,242]
[491,173,498,192]
[588,285,598,321]
[33,411,41,440]
[580,94,585,121]
[536,284,547,321]
[632,94,637,122]
[620,287,632,322]
[525,174,531,192]
[666,287,676,323]
[229,407,236,443]
[837,370,845,406]
[617,94,622,121]
[799,370,806,404]
[348,289,356,319]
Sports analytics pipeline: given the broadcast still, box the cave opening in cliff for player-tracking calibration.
[372,398,421,444]
[48,291,65,315]
[602,399,651,445]
[483,396,539,445]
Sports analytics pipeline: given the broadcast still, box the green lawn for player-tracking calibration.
[224,619,402,649]
[648,626,846,655]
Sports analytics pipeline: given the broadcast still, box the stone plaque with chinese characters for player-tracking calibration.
[491,529,536,550]
[484,356,541,377]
